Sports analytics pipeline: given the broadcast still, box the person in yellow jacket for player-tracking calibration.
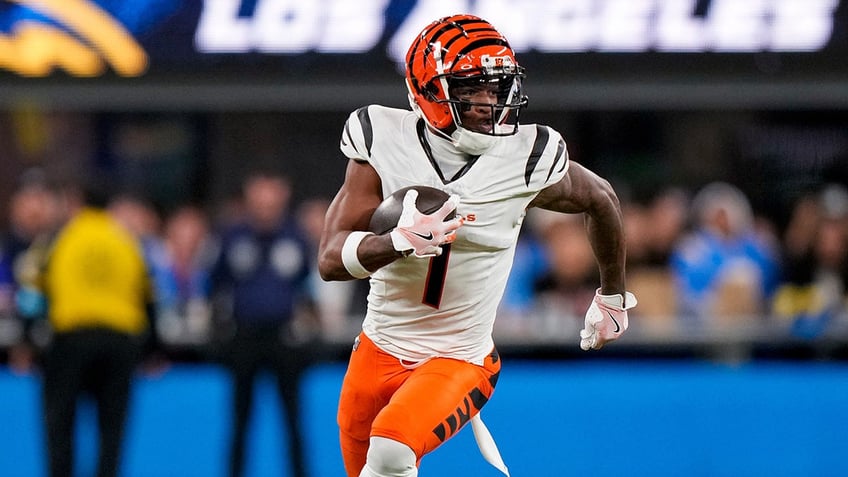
[35,177,155,477]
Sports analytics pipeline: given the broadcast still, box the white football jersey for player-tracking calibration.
[341,105,569,365]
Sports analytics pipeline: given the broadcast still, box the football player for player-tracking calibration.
[318,14,637,477]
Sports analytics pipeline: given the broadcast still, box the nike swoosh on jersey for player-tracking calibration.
[606,310,621,333]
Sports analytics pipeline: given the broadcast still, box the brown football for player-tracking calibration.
[368,185,454,235]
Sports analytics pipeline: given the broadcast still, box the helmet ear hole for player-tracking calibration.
[424,82,441,98]
[420,102,453,130]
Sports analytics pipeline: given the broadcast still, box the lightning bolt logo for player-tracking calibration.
[0,0,148,77]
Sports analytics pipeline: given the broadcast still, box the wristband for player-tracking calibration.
[341,231,375,279]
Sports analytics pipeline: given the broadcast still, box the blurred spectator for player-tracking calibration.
[23,176,155,477]
[0,169,60,316]
[624,188,689,330]
[108,192,163,260]
[772,184,848,338]
[644,187,690,266]
[670,182,781,328]
[495,229,550,332]
[149,205,216,345]
[531,212,599,340]
[621,202,652,269]
[496,210,551,338]
[211,169,318,477]
[624,188,688,269]
[107,193,171,370]
[297,196,357,341]
[0,169,62,370]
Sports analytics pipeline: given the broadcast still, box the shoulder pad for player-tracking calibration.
[340,106,375,162]
[522,125,569,188]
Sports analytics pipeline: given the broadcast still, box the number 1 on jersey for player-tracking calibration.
[422,244,451,308]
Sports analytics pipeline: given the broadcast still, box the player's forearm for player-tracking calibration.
[585,187,627,295]
[318,231,401,281]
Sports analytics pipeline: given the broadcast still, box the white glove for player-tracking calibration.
[580,288,637,351]
[390,190,464,258]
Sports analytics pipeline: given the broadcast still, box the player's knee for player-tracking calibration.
[359,436,417,477]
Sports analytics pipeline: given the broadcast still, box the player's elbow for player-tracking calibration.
[594,177,621,212]
[317,249,348,282]
[317,252,339,281]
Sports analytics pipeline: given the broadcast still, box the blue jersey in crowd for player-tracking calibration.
[211,217,312,325]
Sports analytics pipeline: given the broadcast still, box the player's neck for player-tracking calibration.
[427,129,476,179]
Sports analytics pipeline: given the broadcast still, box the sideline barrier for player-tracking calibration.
[1,360,847,477]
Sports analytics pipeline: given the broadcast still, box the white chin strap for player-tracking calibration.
[406,81,422,118]
[450,127,499,155]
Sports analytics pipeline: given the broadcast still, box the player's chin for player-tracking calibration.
[463,122,493,134]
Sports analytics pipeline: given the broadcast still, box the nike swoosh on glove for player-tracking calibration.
[390,189,464,258]
[580,288,638,351]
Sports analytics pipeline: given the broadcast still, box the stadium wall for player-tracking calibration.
[1,360,846,477]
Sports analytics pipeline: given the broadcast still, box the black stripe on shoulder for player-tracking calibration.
[545,137,567,182]
[524,125,549,186]
[342,120,358,154]
[356,106,374,157]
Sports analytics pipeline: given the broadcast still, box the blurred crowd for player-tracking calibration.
[498,180,848,343]
[1,166,847,361]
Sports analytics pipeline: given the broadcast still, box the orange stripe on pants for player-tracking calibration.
[337,332,501,477]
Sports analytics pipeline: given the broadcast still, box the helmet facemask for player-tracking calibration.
[442,70,527,136]
[428,44,527,137]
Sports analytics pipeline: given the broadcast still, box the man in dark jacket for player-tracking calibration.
[211,169,318,477]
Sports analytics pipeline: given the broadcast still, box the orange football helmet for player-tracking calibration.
[405,14,528,136]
